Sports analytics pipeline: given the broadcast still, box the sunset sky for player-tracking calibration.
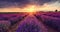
[0,0,60,12]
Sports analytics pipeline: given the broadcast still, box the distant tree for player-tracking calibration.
[55,9,58,12]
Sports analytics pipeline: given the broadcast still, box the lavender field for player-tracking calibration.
[0,12,60,32]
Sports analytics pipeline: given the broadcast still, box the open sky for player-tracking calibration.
[0,0,60,12]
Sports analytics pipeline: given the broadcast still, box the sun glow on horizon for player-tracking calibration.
[23,5,36,12]
[23,5,38,15]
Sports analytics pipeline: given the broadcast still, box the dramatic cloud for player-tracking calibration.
[0,0,60,8]
[0,0,30,8]
[35,0,57,5]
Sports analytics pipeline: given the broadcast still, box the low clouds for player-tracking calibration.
[0,0,30,8]
[36,0,57,5]
[0,0,60,8]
